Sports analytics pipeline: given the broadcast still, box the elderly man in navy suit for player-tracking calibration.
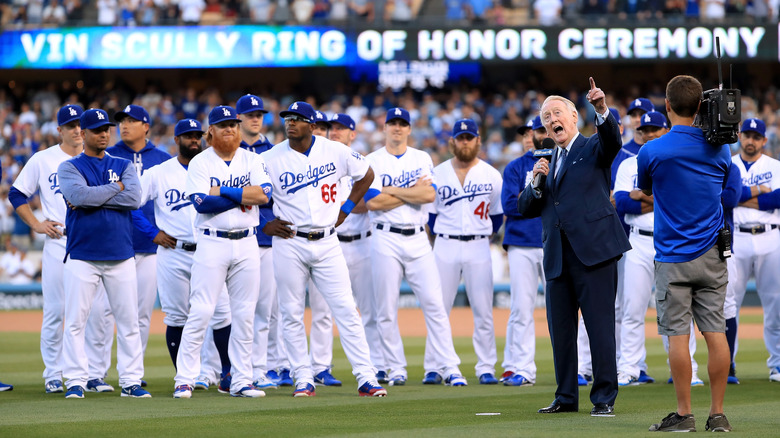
[518,78,631,417]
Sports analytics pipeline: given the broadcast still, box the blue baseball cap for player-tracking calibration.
[174,118,204,137]
[330,113,356,130]
[208,105,242,125]
[279,101,315,123]
[236,94,266,114]
[453,119,479,138]
[57,104,83,126]
[386,107,411,124]
[115,104,150,125]
[80,108,115,130]
[637,111,668,130]
[314,110,331,127]
[516,118,534,134]
[741,118,766,137]
[609,108,622,125]
[531,115,544,131]
[627,98,654,115]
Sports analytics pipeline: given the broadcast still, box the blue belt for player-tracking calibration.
[203,227,257,240]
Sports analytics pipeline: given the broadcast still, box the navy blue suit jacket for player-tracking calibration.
[517,113,631,280]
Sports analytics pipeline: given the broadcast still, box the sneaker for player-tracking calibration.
[86,378,115,393]
[195,375,212,390]
[376,370,389,384]
[388,375,406,386]
[637,370,655,384]
[65,385,84,399]
[267,369,281,384]
[121,385,151,398]
[45,380,64,393]
[504,374,533,386]
[691,374,704,387]
[770,366,780,382]
[649,412,696,432]
[253,374,278,389]
[218,372,231,394]
[479,373,499,385]
[293,382,315,397]
[313,369,342,387]
[618,371,638,386]
[445,374,468,387]
[705,413,732,432]
[231,386,265,398]
[358,381,387,397]
[577,374,592,386]
[278,369,294,387]
[0,381,13,392]
[500,371,514,383]
[422,372,442,385]
[173,384,193,399]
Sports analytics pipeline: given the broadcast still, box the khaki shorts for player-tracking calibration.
[654,245,728,336]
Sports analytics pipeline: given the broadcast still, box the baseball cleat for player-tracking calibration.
[45,380,64,393]
[388,375,406,386]
[770,366,780,382]
[445,374,468,387]
[0,381,14,392]
[727,364,739,384]
[266,369,281,384]
[375,370,389,383]
[253,374,278,389]
[314,369,342,387]
[617,371,638,386]
[65,386,84,399]
[293,382,316,397]
[358,381,387,397]
[218,372,232,393]
[504,374,533,386]
[478,373,499,385]
[499,371,514,383]
[194,375,212,390]
[86,378,115,393]
[278,369,294,387]
[121,385,152,398]
[231,386,265,398]
[637,370,655,384]
[422,372,442,385]
[173,384,193,399]
[691,374,704,387]
[577,374,592,386]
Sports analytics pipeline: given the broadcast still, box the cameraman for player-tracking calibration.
[636,75,732,433]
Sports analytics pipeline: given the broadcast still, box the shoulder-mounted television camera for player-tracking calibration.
[694,37,741,146]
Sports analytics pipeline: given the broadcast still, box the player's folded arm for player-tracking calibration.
[104,164,143,210]
[613,191,642,216]
[365,189,404,211]
[757,188,780,211]
[56,161,122,208]
[189,193,239,214]
[219,184,271,206]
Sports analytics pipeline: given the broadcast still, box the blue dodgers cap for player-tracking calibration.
[279,101,315,123]
[330,113,356,130]
[174,118,204,137]
[531,115,544,130]
[609,108,622,125]
[386,107,411,124]
[236,94,266,114]
[208,105,242,125]
[115,104,150,124]
[314,110,331,127]
[637,111,668,130]
[57,104,83,126]
[741,118,766,137]
[80,109,115,130]
[453,118,479,138]
[516,118,534,134]
[627,97,654,115]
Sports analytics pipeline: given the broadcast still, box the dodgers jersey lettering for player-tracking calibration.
[139,157,197,242]
[186,147,271,232]
[614,156,653,230]
[264,136,370,229]
[432,159,503,235]
[732,154,780,225]
[367,146,435,226]
[12,144,72,225]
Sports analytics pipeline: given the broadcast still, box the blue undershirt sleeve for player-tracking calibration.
[8,186,30,209]
[260,183,273,203]
[739,186,753,203]
[190,193,239,214]
[363,187,381,203]
[614,191,642,215]
[131,210,160,241]
[219,186,244,204]
[490,214,503,234]
[427,213,437,232]
[757,189,780,211]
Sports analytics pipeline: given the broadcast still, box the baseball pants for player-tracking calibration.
[135,253,157,356]
[503,246,544,381]
[252,246,278,380]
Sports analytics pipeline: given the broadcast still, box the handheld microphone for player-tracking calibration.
[532,138,556,188]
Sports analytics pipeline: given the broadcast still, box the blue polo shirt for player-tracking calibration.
[501,150,543,248]
[636,125,731,263]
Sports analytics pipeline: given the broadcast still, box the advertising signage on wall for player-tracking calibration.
[0,24,776,69]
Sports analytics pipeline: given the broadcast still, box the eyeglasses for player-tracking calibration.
[284,115,310,123]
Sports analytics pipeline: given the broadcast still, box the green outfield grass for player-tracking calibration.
[0,332,776,437]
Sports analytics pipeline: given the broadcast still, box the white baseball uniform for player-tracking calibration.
[730,153,780,370]
[431,158,503,377]
[366,146,462,379]
[263,135,376,387]
[174,147,270,393]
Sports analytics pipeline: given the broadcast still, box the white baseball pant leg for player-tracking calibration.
[252,246,275,380]
[40,239,66,383]
[308,279,334,375]
[577,315,592,377]
[618,233,655,378]
[503,246,543,381]
[85,288,114,380]
[156,247,192,328]
[135,253,157,355]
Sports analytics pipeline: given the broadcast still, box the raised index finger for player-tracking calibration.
[589,77,597,91]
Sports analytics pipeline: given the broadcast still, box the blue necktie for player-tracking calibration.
[555,148,568,180]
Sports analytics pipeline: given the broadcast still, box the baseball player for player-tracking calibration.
[430,119,503,384]
[720,160,743,385]
[173,105,271,399]
[365,107,466,387]
[729,118,780,383]
[106,104,171,377]
[8,105,111,394]
[58,108,149,399]
[500,115,547,386]
[235,93,288,390]
[134,119,233,383]
[261,101,386,397]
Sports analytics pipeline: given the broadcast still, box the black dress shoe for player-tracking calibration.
[590,403,615,417]
[538,400,578,413]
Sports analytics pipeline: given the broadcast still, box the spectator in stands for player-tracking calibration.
[291,0,316,23]
[534,0,563,25]
[118,0,137,26]
[26,0,45,26]
[179,0,205,25]
[464,0,490,22]
[137,0,157,25]
[581,0,608,16]
[42,0,67,26]
[701,0,727,21]
[664,0,687,23]
[445,0,467,21]
[385,0,413,23]
[97,0,118,25]
[312,0,331,23]
[63,0,84,24]
[746,0,770,20]
[247,0,276,23]
[329,0,349,22]
[0,239,35,284]
[348,0,375,20]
